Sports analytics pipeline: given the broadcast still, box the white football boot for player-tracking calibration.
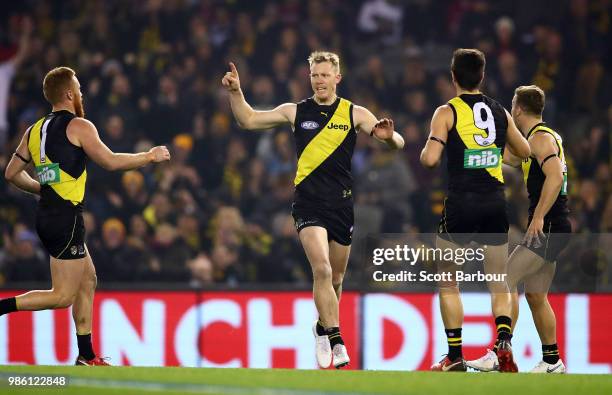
[529,359,566,373]
[466,349,499,372]
[332,343,350,369]
[312,321,332,368]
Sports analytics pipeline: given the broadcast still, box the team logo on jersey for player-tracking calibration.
[35,163,61,185]
[327,122,349,132]
[71,245,78,255]
[301,121,319,130]
[463,148,501,169]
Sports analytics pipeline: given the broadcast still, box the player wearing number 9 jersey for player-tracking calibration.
[420,49,531,372]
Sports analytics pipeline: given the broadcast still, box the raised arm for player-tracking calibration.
[4,128,40,195]
[221,62,295,130]
[66,118,170,171]
[505,110,531,159]
[10,16,32,69]
[352,105,404,149]
[420,105,452,168]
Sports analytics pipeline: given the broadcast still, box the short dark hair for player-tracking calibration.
[514,85,545,116]
[451,48,486,90]
[43,66,76,104]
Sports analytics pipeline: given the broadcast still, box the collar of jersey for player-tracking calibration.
[311,96,340,108]
[527,122,547,138]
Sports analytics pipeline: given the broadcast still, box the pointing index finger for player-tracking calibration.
[229,62,238,75]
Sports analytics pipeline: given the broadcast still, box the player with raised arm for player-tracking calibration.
[222,51,404,368]
[2,66,170,366]
[420,49,530,372]
[468,85,570,373]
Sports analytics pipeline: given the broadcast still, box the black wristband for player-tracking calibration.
[429,136,446,146]
[14,152,30,163]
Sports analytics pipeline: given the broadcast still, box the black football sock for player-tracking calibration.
[542,343,560,364]
[495,316,513,342]
[316,319,326,336]
[446,328,462,360]
[326,327,344,348]
[77,333,96,360]
[0,297,17,316]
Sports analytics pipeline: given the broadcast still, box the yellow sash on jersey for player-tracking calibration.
[449,97,504,184]
[28,117,87,205]
[294,98,352,186]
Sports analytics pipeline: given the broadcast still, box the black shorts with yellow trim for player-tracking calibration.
[522,215,571,262]
[291,201,354,246]
[35,204,87,260]
[438,190,509,246]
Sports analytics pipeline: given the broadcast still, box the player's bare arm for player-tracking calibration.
[505,110,531,159]
[67,118,170,171]
[524,132,564,247]
[222,62,296,130]
[420,105,452,168]
[4,128,40,195]
[502,146,522,167]
[7,17,32,69]
[352,105,404,149]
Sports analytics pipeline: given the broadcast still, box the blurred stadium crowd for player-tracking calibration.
[0,0,610,287]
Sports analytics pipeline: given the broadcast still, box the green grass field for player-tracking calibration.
[1,365,611,395]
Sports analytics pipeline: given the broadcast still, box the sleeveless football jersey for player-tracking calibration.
[446,93,508,193]
[293,97,356,208]
[27,110,87,209]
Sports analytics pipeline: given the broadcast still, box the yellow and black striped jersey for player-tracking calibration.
[446,93,507,193]
[27,110,87,209]
[521,122,569,217]
[293,97,356,208]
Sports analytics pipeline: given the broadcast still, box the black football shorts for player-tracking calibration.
[438,190,509,246]
[292,202,354,246]
[36,205,87,260]
[522,215,571,262]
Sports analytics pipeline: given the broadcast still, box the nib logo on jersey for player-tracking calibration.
[327,122,349,132]
[35,163,61,185]
[463,148,501,169]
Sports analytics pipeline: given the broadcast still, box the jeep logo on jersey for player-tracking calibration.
[35,163,61,185]
[300,121,319,130]
[463,148,501,169]
[327,122,349,131]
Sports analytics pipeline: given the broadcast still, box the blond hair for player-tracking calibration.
[43,66,76,105]
[307,51,340,73]
[515,85,545,116]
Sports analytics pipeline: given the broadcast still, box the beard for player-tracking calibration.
[74,95,85,118]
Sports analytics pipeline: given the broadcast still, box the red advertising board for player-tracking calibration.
[0,291,610,373]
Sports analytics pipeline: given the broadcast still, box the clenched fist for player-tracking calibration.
[149,146,171,163]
